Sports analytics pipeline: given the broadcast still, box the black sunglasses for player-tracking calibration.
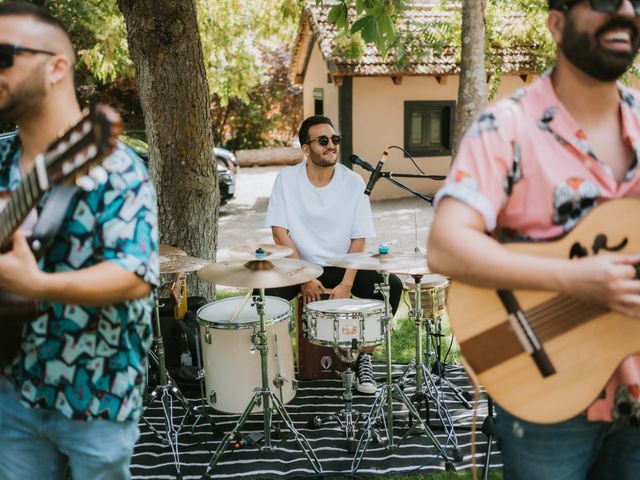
[555,0,640,15]
[0,43,56,70]
[306,134,342,147]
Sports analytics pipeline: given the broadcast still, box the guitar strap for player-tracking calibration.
[29,186,79,256]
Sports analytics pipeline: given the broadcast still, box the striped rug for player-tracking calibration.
[132,364,502,479]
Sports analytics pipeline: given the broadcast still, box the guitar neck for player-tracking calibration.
[0,167,43,249]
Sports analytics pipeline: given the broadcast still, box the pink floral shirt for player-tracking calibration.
[436,73,640,423]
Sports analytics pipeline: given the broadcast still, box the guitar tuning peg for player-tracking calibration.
[89,166,108,185]
[76,175,96,191]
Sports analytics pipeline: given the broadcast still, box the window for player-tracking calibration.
[404,101,455,157]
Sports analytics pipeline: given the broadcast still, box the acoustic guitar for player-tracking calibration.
[447,197,640,424]
[0,105,122,368]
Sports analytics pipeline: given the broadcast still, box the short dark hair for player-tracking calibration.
[298,115,335,145]
[0,1,72,47]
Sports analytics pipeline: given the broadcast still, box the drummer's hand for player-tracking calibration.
[301,279,325,304]
[329,282,351,300]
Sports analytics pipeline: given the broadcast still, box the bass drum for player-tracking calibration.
[197,296,295,414]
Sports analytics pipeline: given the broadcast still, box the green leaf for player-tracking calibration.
[355,0,365,14]
[351,15,373,35]
[327,4,343,24]
[362,16,378,43]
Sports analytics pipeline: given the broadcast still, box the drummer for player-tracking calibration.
[263,114,403,394]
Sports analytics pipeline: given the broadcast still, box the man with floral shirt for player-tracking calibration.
[429,0,640,478]
[0,2,158,479]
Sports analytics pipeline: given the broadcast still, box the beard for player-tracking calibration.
[561,15,640,82]
[0,65,47,123]
[308,149,338,168]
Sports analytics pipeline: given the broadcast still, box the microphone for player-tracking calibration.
[364,150,388,196]
[349,154,374,172]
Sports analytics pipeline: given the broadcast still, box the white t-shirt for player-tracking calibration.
[265,161,375,266]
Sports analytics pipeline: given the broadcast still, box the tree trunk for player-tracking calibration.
[117,0,218,299]
[453,0,487,158]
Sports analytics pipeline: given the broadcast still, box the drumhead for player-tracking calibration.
[197,295,291,328]
[306,298,384,313]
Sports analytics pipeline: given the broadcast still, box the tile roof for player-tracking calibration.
[290,2,541,84]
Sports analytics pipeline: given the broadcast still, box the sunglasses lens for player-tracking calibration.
[0,46,13,69]
[317,136,330,146]
[590,0,621,12]
[331,135,342,145]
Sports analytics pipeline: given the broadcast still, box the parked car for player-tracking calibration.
[122,130,236,205]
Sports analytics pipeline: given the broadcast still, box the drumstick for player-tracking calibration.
[229,291,252,323]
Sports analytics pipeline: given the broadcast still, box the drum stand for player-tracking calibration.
[142,288,194,479]
[396,273,463,461]
[307,341,362,453]
[352,272,454,472]
[201,290,322,478]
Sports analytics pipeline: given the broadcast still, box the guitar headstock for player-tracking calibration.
[43,104,122,187]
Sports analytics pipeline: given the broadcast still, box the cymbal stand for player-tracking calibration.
[202,289,322,478]
[352,271,453,472]
[143,286,194,479]
[307,340,362,453]
[396,274,462,461]
[188,319,219,435]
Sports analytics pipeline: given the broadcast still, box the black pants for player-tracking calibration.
[263,266,403,315]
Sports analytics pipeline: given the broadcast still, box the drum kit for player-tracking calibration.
[146,242,466,477]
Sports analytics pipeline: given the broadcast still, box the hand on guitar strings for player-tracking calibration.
[565,253,640,318]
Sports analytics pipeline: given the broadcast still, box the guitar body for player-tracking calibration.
[0,288,37,368]
[448,198,640,424]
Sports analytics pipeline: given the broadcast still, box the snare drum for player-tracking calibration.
[197,296,296,413]
[304,299,385,349]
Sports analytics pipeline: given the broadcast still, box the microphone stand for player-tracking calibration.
[366,171,446,204]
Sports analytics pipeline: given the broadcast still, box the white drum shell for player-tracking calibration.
[305,299,385,348]
[197,296,295,413]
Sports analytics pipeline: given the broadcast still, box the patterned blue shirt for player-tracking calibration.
[0,134,159,422]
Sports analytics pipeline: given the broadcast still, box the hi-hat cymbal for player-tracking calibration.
[228,243,293,261]
[159,244,187,257]
[197,258,323,288]
[328,251,428,273]
[160,255,211,274]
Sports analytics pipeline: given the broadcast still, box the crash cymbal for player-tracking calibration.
[197,258,323,288]
[159,244,187,257]
[160,255,211,274]
[228,243,293,260]
[328,250,427,273]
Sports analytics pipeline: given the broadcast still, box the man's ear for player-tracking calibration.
[548,10,565,45]
[47,54,72,87]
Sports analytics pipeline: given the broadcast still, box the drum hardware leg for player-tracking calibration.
[306,354,360,451]
[142,289,194,479]
[429,311,473,409]
[480,396,496,480]
[201,290,322,479]
[352,272,453,473]
[189,325,219,436]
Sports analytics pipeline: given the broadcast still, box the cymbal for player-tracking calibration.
[197,258,323,288]
[159,255,211,274]
[159,244,187,256]
[328,251,428,273]
[393,265,432,276]
[228,243,293,261]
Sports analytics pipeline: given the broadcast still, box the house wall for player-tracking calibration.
[302,42,340,133]
[351,74,535,200]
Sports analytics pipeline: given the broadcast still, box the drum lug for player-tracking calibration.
[292,379,298,392]
[197,369,205,381]
[209,390,217,404]
[205,330,212,344]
